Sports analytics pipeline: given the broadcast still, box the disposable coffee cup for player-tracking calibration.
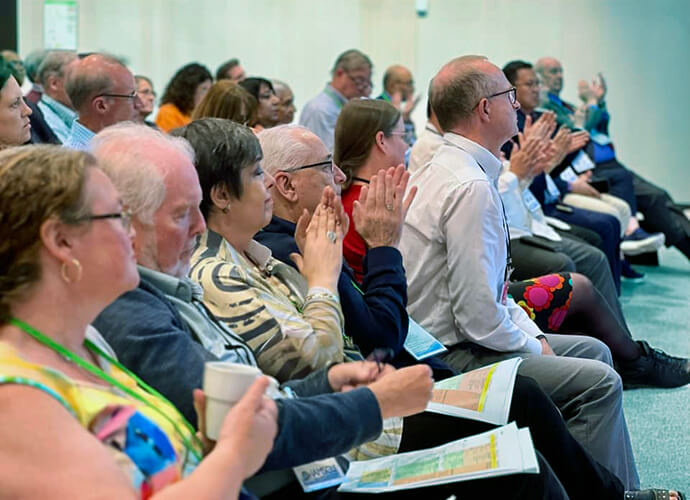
[203,361,279,440]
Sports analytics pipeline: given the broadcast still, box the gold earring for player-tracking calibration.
[222,202,231,214]
[60,258,83,284]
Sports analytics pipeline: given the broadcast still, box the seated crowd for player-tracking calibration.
[0,47,688,499]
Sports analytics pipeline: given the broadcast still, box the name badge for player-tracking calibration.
[294,458,346,492]
[405,318,448,360]
[545,175,561,199]
[523,189,542,215]
[559,166,578,183]
[571,150,595,173]
[590,132,612,146]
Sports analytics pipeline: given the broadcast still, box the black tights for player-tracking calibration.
[560,273,640,361]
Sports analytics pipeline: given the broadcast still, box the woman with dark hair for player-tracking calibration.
[0,56,33,148]
[238,77,279,131]
[155,63,212,132]
[0,145,278,498]
[334,99,690,390]
[191,80,257,125]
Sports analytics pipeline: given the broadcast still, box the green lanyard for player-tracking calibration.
[9,317,203,461]
[323,86,344,110]
[350,279,365,295]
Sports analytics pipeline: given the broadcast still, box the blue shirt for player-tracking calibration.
[64,119,95,151]
[299,84,347,151]
[36,94,76,144]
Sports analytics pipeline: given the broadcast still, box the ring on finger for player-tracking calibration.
[326,230,337,243]
[385,203,394,212]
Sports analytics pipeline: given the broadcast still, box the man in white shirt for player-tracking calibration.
[399,55,639,489]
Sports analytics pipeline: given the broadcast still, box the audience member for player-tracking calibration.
[238,77,280,131]
[88,122,618,499]
[535,57,690,260]
[0,51,25,86]
[215,58,246,82]
[272,79,296,125]
[256,124,453,378]
[156,62,212,132]
[134,75,157,127]
[0,57,32,149]
[22,49,49,103]
[0,145,278,498]
[63,54,142,150]
[192,79,256,124]
[400,55,639,488]
[33,50,78,143]
[300,49,373,150]
[378,64,420,146]
[333,99,412,283]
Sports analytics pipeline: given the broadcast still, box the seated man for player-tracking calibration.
[400,55,638,489]
[255,124,453,379]
[34,50,78,143]
[299,49,372,151]
[64,54,143,150]
[90,122,641,499]
[271,79,296,125]
[535,57,690,260]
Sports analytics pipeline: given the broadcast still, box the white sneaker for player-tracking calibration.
[621,229,665,256]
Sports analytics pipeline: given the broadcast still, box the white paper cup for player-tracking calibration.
[203,362,278,440]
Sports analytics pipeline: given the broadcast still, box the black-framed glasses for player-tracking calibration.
[345,71,372,90]
[280,155,334,174]
[79,209,132,230]
[486,87,517,105]
[93,90,139,101]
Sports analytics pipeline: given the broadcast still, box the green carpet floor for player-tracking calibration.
[620,247,690,491]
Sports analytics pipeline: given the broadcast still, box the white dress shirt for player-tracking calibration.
[408,121,444,173]
[400,132,543,354]
[498,166,562,242]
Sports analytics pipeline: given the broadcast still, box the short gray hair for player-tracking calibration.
[431,55,495,131]
[37,50,77,86]
[258,125,318,175]
[90,122,195,223]
[331,49,372,75]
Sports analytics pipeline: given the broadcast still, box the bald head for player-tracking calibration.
[535,57,563,95]
[383,65,414,100]
[431,55,502,131]
[272,79,296,125]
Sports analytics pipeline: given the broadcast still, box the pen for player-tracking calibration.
[366,348,394,373]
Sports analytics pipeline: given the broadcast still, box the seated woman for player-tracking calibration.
[192,79,257,125]
[334,99,690,389]
[0,57,32,148]
[156,63,212,133]
[0,145,277,498]
[134,74,158,129]
[239,77,280,132]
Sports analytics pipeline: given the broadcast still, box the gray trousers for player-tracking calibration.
[441,334,640,490]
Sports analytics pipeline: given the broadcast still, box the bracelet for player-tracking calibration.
[304,291,340,305]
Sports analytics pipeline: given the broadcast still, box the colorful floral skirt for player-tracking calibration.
[508,273,573,332]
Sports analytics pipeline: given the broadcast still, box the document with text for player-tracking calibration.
[338,422,539,494]
[426,357,522,425]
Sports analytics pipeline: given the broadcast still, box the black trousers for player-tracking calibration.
[263,376,623,499]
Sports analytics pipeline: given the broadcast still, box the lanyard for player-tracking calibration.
[323,87,345,110]
[9,317,203,461]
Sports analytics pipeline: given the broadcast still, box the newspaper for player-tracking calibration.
[426,357,522,425]
[338,422,539,493]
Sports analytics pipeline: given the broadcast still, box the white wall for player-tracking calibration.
[18,0,690,200]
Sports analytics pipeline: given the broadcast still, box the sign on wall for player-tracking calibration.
[44,0,78,50]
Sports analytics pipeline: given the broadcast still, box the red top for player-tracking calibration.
[341,184,367,283]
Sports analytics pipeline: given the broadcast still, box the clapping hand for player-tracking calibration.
[352,164,417,249]
[569,171,601,198]
[508,132,547,181]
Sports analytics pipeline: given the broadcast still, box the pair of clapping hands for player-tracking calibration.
[290,165,417,291]
[508,112,591,185]
[191,361,433,482]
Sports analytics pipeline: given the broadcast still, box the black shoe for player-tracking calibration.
[617,341,690,389]
[621,259,645,282]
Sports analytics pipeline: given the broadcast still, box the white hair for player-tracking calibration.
[90,122,195,223]
[257,124,321,175]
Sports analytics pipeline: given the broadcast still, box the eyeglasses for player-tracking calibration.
[138,88,157,98]
[93,90,139,101]
[79,209,132,230]
[486,87,517,105]
[345,71,373,90]
[280,155,334,174]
